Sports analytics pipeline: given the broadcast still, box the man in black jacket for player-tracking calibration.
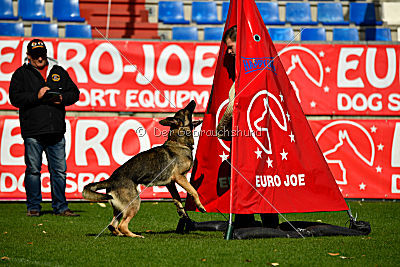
[9,39,80,217]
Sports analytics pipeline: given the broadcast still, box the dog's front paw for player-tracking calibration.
[198,206,206,213]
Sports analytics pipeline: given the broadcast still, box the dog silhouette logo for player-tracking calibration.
[316,121,375,185]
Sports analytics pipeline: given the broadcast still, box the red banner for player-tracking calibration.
[311,120,400,199]
[0,116,399,200]
[1,37,400,115]
[0,115,200,200]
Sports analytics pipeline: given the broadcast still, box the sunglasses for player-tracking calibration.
[30,54,46,60]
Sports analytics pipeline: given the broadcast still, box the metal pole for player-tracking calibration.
[106,0,112,38]
[225,213,234,240]
[347,209,356,223]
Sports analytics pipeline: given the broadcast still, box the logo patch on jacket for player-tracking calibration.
[52,74,60,82]
[241,57,276,75]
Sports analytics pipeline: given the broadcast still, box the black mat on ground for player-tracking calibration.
[177,218,371,239]
[233,220,371,239]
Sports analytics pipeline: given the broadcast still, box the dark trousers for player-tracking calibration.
[24,136,68,213]
[235,213,279,228]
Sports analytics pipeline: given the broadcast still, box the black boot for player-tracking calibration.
[260,213,279,228]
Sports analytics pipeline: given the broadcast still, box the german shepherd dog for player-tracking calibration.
[82,100,206,238]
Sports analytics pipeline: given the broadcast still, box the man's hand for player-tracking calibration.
[38,86,51,99]
[53,94,62,105]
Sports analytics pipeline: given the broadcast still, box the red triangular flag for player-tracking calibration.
[188,0,348,214]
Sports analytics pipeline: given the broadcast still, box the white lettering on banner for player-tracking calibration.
[136,44,155,85]
[388,94,400,111]
[392,175,400,193]
[0,172,109,193]
[255,174,305,188]
[139,90,156,108]
[65,119,72,160]
[75,88,120,107]
[155,90,169,108]
[75,120,110,166]
[284,174,306,187]
[184,90,208,109]
[66,173,78,193]
[366,48,396,89]
[157,45,190,85]
[112,120,151,165]
[126,89,209,109]
[91,88,108,106]
[57,42,88,83]
[126,90,140,108]
[392,123,400,167]
[0,119,24,165]
[337,48,364,88]
[0,87,8,105]
[337,93,382,111]
[193,45,219,85]
[90,43,123,84]
[41,173,52,193]
[0,40,19,81]
[76,88,90,106]
[255,175,281,188]
[0,173,17,192]
[176,91,191,108]
[77,173,93,192]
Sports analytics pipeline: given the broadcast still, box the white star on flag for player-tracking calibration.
[280,149,288,160]
[325,66,331,73]
[279,93,284,102]
[376,165,382,173]
[255,147,262,159]
[370,125,377,133]
[266,157,273,168]
[377,143,384,151]
[286,112,291,121]
[219,151,229,162]
[323,86,329,93]
[310,101,316,108]
[289,131,295,142]
[319,51,325,57]
[359,182,366,190]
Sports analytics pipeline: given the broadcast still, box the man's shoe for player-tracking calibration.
[27,210,40,217]
[56,209,80,217]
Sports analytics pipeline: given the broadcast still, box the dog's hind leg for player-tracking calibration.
[166,182,188,218]
[108,205,123,236]
[118,199,143,238]
[115,185,144,238]
[174,175,206,213]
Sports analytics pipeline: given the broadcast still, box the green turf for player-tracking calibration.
[0,201,399,266]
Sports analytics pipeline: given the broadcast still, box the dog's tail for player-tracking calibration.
[82,180,113,202]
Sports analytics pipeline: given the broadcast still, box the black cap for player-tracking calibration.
[27,39,47,58]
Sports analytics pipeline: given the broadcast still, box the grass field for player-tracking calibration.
[0,200,399,266]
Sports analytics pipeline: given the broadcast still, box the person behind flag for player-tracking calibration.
[217,26,279,228]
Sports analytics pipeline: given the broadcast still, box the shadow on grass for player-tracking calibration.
[85,230,206,238]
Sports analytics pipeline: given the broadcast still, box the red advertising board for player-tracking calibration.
[0,115,194,200]
[0,116,399,200]
[1,37,400,115]
[310,119,400,199]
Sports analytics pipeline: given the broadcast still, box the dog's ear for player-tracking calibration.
[192,120,203,128]
[184,100,196,113]
[159,117,180,127]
